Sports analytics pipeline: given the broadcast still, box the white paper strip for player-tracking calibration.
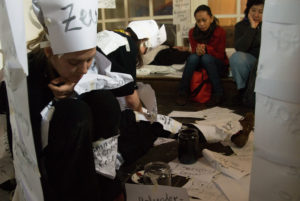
[98,0,116,8]
[250,153,300,201]
[93,135,118,179]
[254,93,300,167]
[255,21,300,103]
[0,0,44,200]
[263,0,300,24]
[38,0,98,54]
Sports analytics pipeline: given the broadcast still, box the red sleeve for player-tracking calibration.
[188,28,198,53]
[206,27,227,61]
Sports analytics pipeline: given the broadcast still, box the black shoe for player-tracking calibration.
[205,95,223,107]
[176,92,188,106]
[230,88,245,106]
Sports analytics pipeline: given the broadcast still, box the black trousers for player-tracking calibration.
[44,90,122,201]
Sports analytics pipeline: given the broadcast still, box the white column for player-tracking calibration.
[24,0,42,42]
[250,0,300,200]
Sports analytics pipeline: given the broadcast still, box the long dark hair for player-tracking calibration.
[192,5,219,43]
[125,27,144,68]
[244,0,265,18]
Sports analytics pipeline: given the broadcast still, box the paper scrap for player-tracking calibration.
[183,178,228,201]
[213,174,251,201]
[98,0,116,8]
[93,135,119,179]
[169,158,219,182]
[154,137,175,146]
[202,149,250,180]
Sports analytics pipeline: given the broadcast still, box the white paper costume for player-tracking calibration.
[32,0,133,179]
[127,20,167,50]
[96,20,166,116]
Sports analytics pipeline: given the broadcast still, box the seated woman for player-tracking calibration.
[176,5,228,106]
[96,20,166,112]
[229,0,264,105]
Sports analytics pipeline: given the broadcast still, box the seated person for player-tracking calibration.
[0,0,134,200]
[96,20,166,112]
[175,5,228,106]
[229,0,264,105]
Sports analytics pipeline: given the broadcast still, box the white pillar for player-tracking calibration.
[250,0,300,200]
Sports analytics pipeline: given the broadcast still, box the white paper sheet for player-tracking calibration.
[168,107,233,118]
[137,82,157,122]
[0,0,28,75]
[93,135,119,179]
[255,21,300,103]
[254,93,300,166]
[98,0,116,8]
[154,137,175,146]
[183,178,228,201]
[75,51,133,94]
[169,158,219,182]
[134,109,182,134]
[263,0,300,24]
[195,114,242,138]
[0,0,44,200]
[250,153,300,201]
[192,124,228,143]
[126,183,190,201]
[38,0,98,54]
[213,174,250,201]
[202,149,251,180]
[97,30,129,55]
[173,0,191,25]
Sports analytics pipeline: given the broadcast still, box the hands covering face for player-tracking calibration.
[48,77,76,99]
[196,44,206,56]
[248,13,260,29]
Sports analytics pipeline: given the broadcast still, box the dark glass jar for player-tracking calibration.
[178,127,199,164]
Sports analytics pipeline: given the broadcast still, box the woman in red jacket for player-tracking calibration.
[176,5,228,106]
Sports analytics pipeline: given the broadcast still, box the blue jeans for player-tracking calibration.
[229,51,257,89]
[179,54,225,96]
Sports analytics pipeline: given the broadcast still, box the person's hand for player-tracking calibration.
[196,44,206,56]
[248,13,259,29]
[48,77,76,99]
[173,46,189,52]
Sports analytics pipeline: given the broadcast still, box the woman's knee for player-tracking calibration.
[54,99,91,123]
[186,54,200,65]
[80,90,121,140]
[48,99,92,149]
[230,52,249,68]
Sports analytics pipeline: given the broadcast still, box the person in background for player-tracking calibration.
[229,0,264,105]
[176,5,228,106]
[96,20,166,112]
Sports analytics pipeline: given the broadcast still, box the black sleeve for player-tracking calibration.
[0,82,13,153]
[99,33,138,97]
[234,21,258,52]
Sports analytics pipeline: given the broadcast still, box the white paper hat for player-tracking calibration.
[127,20,167,48]
[32,0,98,55]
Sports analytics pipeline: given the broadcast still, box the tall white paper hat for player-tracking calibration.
[32,0,98,55]
[127,20,167,48]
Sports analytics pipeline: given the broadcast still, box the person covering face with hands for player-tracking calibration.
[1,0,134,200]
[229,0,264,106]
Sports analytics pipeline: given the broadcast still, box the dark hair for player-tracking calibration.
[194,4,219,25]
[194,5,212,17]
[125,27,144,68]
[244,0,265,17]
